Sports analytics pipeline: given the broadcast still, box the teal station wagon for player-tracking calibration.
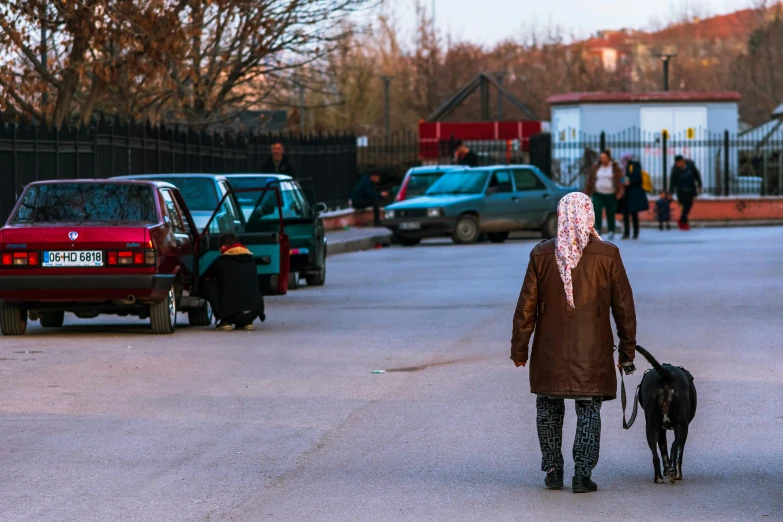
[383,165,575,246]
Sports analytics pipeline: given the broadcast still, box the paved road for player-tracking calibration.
[1,228,782,521]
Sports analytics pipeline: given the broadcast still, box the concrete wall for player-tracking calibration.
[551,101,739,137]
[578,104,641,135]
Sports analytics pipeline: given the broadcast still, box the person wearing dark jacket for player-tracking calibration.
[260,142,296,177]
[669,156,702,230]
[201,233,265,331]
[351,172,384,226]
[655,192,672,230]
[619,154,649,240]
[511,192,637,493]
[454,141,479,167]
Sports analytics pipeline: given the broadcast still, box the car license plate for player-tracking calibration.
[399,222,421,230]
[43,251,104,267]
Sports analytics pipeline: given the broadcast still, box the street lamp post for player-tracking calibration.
[654,52,677,91]
[380,75,393,144]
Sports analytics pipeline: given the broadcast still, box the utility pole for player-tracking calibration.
[380,75,393,143]
[297,80,305,134]
[40,2,48,106]
[654,52,677,91]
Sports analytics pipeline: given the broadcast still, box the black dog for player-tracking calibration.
[636,346,697,483]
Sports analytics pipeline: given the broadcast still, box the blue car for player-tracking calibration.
[383,165,576,246]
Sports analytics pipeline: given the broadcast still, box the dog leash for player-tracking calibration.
[615,345,641,430]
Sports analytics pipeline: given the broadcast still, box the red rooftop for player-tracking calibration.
[548,92,742,105]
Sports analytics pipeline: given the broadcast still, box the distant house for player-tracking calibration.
[577,7,774,81]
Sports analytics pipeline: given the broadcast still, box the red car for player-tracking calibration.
[0,180,290,336]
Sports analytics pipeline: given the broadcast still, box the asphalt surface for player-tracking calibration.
[1,227,782,521]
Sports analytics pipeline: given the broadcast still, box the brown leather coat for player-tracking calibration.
[510,238,637,400]
[585,161,625,199]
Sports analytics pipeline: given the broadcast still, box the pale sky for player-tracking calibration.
[387,0,758,45]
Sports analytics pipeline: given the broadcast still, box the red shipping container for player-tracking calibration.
[418,121,543,159]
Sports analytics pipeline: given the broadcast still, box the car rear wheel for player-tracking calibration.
[288,272,300,290]
[542,213,558,239]
[306,260,327,287]
[150,287,177,335]
[487,232,509,243]
[452,215,481,244]
[40,311,65,328]
[395,235,421,247]
[188,301,213,327]
[0,302,27,336]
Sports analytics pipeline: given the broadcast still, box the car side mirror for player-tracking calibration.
[315,202,328,214]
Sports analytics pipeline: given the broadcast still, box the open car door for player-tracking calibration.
[199,186,290,296]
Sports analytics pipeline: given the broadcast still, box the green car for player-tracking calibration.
[224,174,328,288]
[383,165,575,246]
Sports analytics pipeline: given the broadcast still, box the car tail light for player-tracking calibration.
[105,249,155,267]
[395,176,410,201]
[0,251,39,267]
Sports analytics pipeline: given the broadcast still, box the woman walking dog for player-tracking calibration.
[510,192,638,493]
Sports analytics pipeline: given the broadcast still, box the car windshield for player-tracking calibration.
[226,177,275,209]
[228,178,310,220]
[425,172,489,195]
[12,183,158,224]
[406,173,445,197]
[152,177,218,211]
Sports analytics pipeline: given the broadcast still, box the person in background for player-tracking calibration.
[201,232,265,331]
[511,192,637,493]
[655,191,672,231]
[260,142,297,177]
[669,155,702,230]
[585,149,625,240]
[454,141,479,167]
[619,153,649,240]
[350,172,387,227]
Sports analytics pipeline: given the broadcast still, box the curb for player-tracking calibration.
[326,231,393,257]
[637,219,783,229]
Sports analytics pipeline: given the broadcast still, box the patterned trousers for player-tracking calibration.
[536,396,603,477]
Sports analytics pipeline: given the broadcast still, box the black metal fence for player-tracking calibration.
[545,126,783,197]
[0,118,358,222]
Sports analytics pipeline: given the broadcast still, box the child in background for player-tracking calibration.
[655,191,671,230]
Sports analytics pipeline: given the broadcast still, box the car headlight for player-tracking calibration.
[384,209,395,219]
[427,207,444,217]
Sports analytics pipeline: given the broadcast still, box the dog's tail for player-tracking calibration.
[635,345,673,381]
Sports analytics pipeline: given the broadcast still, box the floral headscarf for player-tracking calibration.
[555,192,602,308]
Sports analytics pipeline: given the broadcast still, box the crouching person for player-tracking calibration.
[201,232,265,331]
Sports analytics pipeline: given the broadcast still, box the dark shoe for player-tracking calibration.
[621,235,630,240]
[572,475,598,493]
[545,468,564,490]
